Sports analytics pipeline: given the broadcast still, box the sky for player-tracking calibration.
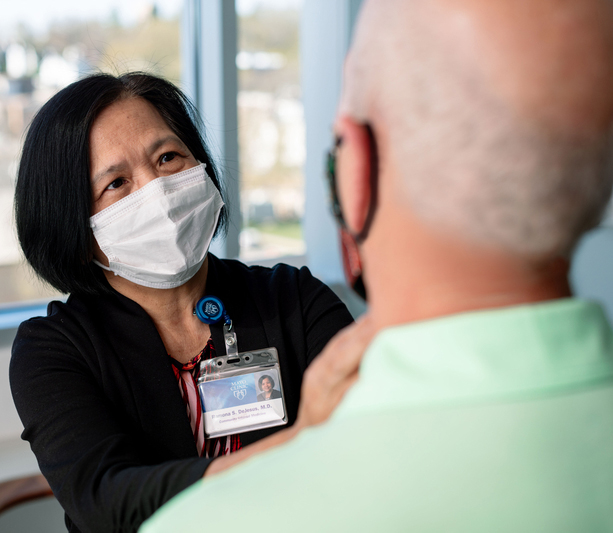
[0,0,181,35]
[0,0,302,37]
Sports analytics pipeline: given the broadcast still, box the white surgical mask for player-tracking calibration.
[90,163,224,289]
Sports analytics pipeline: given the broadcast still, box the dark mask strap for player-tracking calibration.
[354,124,379,245]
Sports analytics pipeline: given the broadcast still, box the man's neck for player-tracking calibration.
[363,212,572,330]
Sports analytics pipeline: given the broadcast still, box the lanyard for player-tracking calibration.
[194,296,238,356]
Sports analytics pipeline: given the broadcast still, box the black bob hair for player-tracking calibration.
[14,72,227,296]
[258,375,275,389]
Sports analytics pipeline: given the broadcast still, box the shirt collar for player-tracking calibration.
[336,298,613,418]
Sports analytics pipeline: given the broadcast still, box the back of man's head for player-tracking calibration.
[341,0,613,260]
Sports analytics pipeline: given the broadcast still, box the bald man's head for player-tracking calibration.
[341,0,613,258]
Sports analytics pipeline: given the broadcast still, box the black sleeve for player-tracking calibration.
[297,266,354,364]
[10,319,209,533]
[9,262,353,533]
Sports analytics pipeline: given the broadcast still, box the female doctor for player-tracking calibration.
[9,73,354,533]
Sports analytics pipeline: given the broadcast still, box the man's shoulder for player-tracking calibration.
[142,385,613,533]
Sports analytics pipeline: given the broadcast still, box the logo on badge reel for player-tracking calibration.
[233,389,247,400]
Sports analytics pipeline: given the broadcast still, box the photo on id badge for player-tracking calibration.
[256,370,282,402]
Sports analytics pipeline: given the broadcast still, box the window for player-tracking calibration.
[1,0,311,307]
[236,0,306,262]
[0,0,183,304]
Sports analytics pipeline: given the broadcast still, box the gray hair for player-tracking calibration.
[341,0,613,258]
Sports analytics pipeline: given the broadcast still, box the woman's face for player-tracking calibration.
[89,97,198,216]
[89,97,198,267]
[261,378,273,393]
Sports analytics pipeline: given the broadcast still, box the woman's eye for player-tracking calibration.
[160,152,178,164]
[106,178,126,191]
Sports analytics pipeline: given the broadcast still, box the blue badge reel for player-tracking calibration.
[194,296,227,324]
[195,296,287,438]
[195,296,237,355]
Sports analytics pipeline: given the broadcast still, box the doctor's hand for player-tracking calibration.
[294,313,376,430]
[204,313,376,477]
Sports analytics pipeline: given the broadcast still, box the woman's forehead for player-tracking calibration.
[90,97,170,142]
[89,97,181,171]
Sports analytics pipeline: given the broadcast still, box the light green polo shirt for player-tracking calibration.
[141,299,613,533]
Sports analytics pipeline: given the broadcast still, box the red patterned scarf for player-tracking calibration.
[170,338,242,458]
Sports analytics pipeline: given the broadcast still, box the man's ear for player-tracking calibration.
[335,115,373,236]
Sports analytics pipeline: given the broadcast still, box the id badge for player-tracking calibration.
[197,347,288,438]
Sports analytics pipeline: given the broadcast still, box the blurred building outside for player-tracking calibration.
[236,3,306,261]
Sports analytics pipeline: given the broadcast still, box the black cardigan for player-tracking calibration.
[10,255,353,533]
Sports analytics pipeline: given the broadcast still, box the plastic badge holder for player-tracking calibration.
[197,347,288,438]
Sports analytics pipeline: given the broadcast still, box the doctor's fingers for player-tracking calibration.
[300,314,376,404]
[312,313,376,378]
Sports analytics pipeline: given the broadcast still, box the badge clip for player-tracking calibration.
[194,295,238,355]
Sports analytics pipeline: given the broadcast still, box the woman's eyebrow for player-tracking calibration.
[146,135,185,157]
[92,162,127,186]
[91,135,186,185]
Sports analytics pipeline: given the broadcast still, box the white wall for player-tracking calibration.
[570,226,613,322]
[301,0,364,285]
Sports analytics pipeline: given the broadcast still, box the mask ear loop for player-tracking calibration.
[332,125,379,301]
[92,259,114,273]
[353,124,379,246]
[326,124,379,243]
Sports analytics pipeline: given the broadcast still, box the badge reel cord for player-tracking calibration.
[193,296,238,357]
